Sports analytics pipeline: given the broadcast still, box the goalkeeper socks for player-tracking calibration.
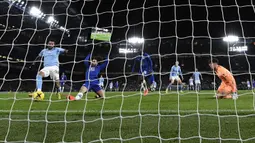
[36,74,43,91]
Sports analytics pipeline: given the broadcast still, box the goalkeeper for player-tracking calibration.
[73,53,108,100]
[33,40,68,99]
[132,52,155,96]
[208,58,238,99]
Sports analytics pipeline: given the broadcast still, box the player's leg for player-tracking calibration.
[50,67,61,99]
[36,67,50,92]
[75,83,89,100]
[166,78,175,93]
[177,78,183,92]
[148,74,156,92]
[61,84,65,92]
[216,83,233,99]
[93,85,105,99]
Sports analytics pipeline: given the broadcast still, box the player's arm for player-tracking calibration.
[29,50,43,69]
[169,66,173,80]
[145,53,153,73]
[200,72,203,80]
[84,54,91,67]
[131,58,137,73]
[99,55,109,69]
[179,67,184,80]
[57,47,68,54]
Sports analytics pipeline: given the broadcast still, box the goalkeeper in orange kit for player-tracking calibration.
[208,58,238,99]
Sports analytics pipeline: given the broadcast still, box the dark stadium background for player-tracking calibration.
[0,0,255,91]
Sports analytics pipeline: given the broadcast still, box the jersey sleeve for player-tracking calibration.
[38,49,44,57]
[178,67,183,77]
[84,54,91,67]
[56,48,65,55]
[169,66,173,78]
[99,56,109,70]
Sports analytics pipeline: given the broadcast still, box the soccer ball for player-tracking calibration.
[30,91,45,101]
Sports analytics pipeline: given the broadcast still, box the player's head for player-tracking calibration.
[190,77,192,79]
[195,68,198,72]
[62,73,65,76]
[91,58,98,67]
[47,40,55,49]
[175,61,179,66]
[100,75,103,78]
[208,58,219,70]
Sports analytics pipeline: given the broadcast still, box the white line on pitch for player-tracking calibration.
[0,109,254,113]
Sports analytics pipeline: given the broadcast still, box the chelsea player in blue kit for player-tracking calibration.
[166,61,183,93]
[132,52,155,96]
[60,73,67,92]
[74,53,108,100]
[34,40,68,99]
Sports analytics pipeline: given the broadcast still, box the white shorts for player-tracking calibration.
[189,83,194,86]
[40,66,59,81]
[99,83,104,87]
[195,80,201,84]
[170,76,180,81]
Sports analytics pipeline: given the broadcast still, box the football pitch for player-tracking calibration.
[0,90,255,143]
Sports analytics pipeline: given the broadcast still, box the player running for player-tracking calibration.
[193,69,203,92]
[166,61,183,93]
[208,58,238,99]
[73,53,108,100]
[60,73,67,92]
[247,79,251,90]
[115,81,119,91]
[109,81,113,91]
[32,40,68,99]
[99,75,104,89]
[132,52,155,96]
[189,77,194,90]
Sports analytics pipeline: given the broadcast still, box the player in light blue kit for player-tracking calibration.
[193,69,203,92]
[74,53,108,100]
[99,75,104,89]
[132,52,155,96]
[33,40,68,99]
[166,61,183,93]
[60,73,67,92]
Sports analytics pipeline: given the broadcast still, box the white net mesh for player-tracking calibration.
[1,0,255,142]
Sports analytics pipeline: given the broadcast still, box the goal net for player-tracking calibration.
[0,0,255,142]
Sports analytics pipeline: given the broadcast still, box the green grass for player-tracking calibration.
[0,90,255,143]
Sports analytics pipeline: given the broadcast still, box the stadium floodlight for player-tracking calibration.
[47,16,55,24]
[29,7,43,18]
[223,35,239,43]
[127,37,144,44]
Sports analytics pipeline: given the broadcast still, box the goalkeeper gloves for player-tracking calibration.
[232,92,238,100]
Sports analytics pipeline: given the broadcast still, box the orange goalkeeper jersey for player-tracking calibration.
[215,65,237,91]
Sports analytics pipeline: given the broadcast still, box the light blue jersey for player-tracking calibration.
[39,47,65,67]
[193,72,201,81]
[170,65,182,77]
[99,77,104,84]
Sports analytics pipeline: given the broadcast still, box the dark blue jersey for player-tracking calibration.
[132,53,153,74]
[84,54,108,84]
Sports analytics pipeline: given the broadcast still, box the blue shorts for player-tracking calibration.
[60,82,65,86]
[83,82,102,92]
